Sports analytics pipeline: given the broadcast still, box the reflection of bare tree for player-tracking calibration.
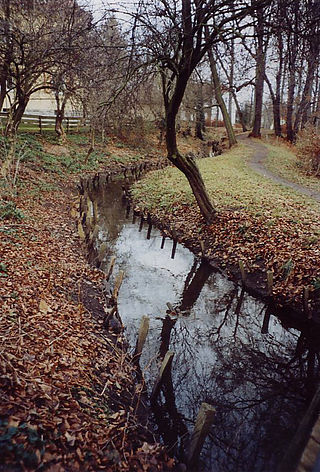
[151,368,189,461]
[168,302,320,472]
[159,260,215,360]
[150,259,320,471]
[151,260,216,460]
[83,176,320,471]
[179,260,214,313]
[159,316,176,360]
[159,260,214,356]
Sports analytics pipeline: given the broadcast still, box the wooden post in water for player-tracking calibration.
[134,316,150,361]
[139,215,144,232]
[132,210,138,224]
[239,260,246,285]
[261,306,271,334]
[161,236,166,249]
[303,286,311,318]
[105,256,116,281]
[200,240,205,258]
[171,240,177,259]
[186,402,216,469]
[267,270,273,296]
[112,271,124,301]
[151,351,175,402]
[277,384,320,472]
[97,242,107,263]
[147,223,152,240]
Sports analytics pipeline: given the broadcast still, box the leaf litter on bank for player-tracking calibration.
[0,139,174,470]
[131,143,320,312]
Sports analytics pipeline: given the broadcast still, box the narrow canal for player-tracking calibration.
[82,176,320,471]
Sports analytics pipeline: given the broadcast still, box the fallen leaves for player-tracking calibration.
[0,163,173,470]
[134,197,320,313]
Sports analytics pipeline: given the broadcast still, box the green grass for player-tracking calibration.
[18,123,89,134]
[264,141,320,194]
[0,131,148,186]
[132,144,320,227]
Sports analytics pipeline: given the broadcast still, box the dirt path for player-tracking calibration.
[238,134,320,203]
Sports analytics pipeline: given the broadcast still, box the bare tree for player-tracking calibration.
[249,4,271,138]
[125,0,270,223]
[206,38,237,147]
[0,0,93,136]
[293,0,320,135]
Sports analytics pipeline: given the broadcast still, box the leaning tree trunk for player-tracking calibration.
[207,46,237,147]
[165,104,215,223]
[195,83,205,140]
[5,96,28,136]
[216,48,247,132]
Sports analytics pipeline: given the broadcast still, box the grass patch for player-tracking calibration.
[263,141,320,194]
[132,143,320,229]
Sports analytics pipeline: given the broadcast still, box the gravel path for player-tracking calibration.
[238,134,320,203]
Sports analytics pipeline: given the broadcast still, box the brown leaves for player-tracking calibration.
[143,198,320,310]
[0,169,169,471]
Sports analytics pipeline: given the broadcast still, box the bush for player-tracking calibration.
[212,119,225,128]
[296,125,320,176]
[0,201,25,220]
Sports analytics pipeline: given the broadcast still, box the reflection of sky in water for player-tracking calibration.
[88,182,317,472]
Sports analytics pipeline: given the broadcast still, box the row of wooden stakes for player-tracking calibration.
[133,314,215,470]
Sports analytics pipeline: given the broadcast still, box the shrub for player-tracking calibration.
[212,119,225,128]
[296,125,320,176]
[0,201,25,220]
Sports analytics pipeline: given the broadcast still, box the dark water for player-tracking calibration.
[83,178,320,472]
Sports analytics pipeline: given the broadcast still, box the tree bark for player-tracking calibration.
[195,82,205,140]
[1,133,16,180]
[165,87,215,223]
[249,8,266,138]
[228,36,235,119]
[0,0,11,112]
[0,60,9,112]
[265,74,282,137]
[5,96,28,136]
[55,92,68,139]
[286,1,300,142]
[207,45,237,147]
[286,66,296,142]
[294,47,319,133]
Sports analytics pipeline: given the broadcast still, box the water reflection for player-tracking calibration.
[82,179,320,471]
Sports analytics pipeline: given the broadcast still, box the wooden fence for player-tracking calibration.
[0,112,89,133]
